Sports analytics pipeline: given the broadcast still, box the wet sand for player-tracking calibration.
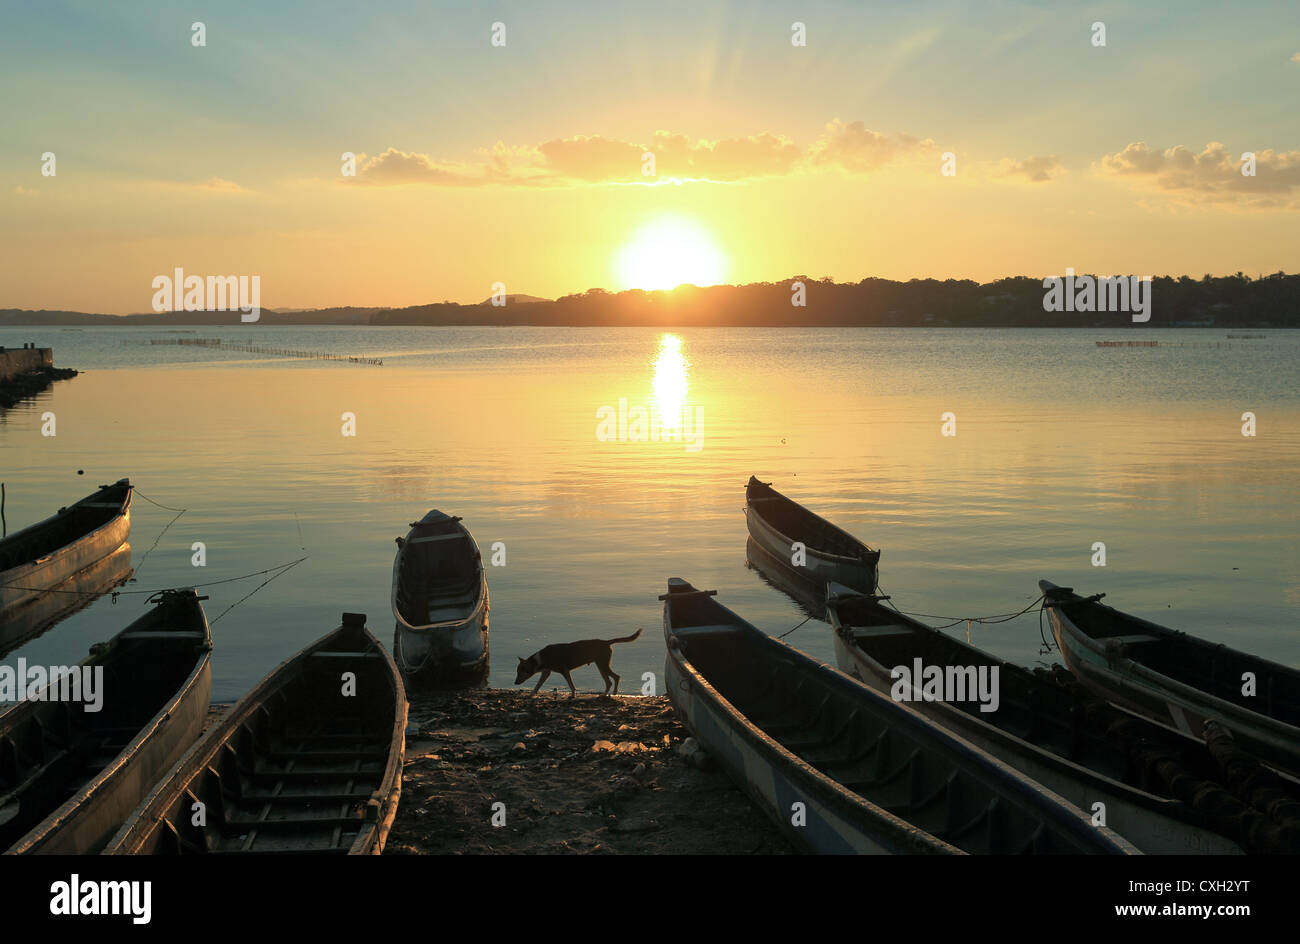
[386,689,792,854]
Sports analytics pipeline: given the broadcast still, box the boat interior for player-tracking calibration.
[746,479,876,560]
[832,596,1227,791]
[123,624,397,854]
[396,516,481,627]
[667,590,1103,854]
[1058,597,1300,726]
[0,482,130,573]
[0,594,206,852]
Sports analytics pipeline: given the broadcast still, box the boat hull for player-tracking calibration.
[104,613,407,855]
[744,477,877,593]
[663,649,931,854]
[393,581,490,685]
[829,623,1241,855]
[0,542,133,657]
[391,510,491,687]
[2,589,211,855]
[0,481,132,616]
[662,578,1138,855]
[1042,582,1300,779]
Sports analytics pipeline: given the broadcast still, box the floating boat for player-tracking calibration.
[0,543,133,658]
[744,476,878,593]
[826,584,1249,854]
[1041,580,1300,779]
[392,510,489,686]
[1,588,211,854]
[104,612,407,855]
[0,479,132,618]
[661,578,1138,854]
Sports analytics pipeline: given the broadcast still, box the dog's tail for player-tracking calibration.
[608,627,643,645]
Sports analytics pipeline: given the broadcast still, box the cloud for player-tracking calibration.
[194,177,249,194]
[352,147,508,186]
[995,154,1063,183]
[349,119,946,189]
[805,119,937,172]
[1097,141,1300,205]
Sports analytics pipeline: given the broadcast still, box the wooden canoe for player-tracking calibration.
[392,510,489,686]
[744,476,878,593]
[0,542,133,658]
[826,584,1255,854]
[662,578,1139,854]
[1041,580,1300,779]
[1,588,211,854]
[0,479,132,618]
[104,612,407,855]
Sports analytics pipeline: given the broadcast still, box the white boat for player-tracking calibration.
[391,510,489,686]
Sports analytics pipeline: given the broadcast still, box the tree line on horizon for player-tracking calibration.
[2,271,1296,328]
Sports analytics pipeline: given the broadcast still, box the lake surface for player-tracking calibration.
[2,325,1297,703]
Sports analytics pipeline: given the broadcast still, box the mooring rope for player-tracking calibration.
[128,488,186,580]
[2,556,310,600]
[778,614,814,639]
[208,555,309,625]
[877,583,1047,631]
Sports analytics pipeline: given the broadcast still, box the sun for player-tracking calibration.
[614,216,729,291]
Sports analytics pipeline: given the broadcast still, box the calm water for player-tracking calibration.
[2,325,1298,703]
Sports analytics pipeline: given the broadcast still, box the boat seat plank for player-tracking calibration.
[406,534,465,544]
[117,631,206,640]
[847,625,914,639]
[1108,633,1162,646]
[308,651,382,659]
[224,813,365,829]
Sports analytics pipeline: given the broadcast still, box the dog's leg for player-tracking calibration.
[531,669,550,695]
[609,669,620,695]
[560,669,576,696]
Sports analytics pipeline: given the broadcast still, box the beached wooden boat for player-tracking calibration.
[661,578,1138,854]
[0,479,132,618]
[745,476,878,593]
[826,584,1250,854]
[104,612,407,855]
[1041,580,1300,779]
[392,510,489,686]
[1,588,211,854]
[0,543,133,658]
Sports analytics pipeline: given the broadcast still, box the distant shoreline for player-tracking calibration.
[3,271,1297,329]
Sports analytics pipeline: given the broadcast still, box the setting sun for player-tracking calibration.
[613,217,729,292]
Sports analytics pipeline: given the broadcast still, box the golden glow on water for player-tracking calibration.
[652,334,689,430]
[2,328,1298,697]
[614,217,728,291]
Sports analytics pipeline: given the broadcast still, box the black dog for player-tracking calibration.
[515,628,642,696]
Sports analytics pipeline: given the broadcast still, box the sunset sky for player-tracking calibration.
[2,0,1298,313]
